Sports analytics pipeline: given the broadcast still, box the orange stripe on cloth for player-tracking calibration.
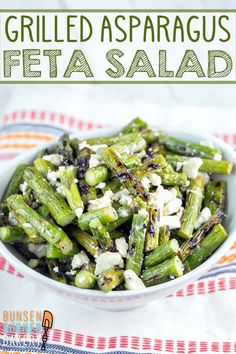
[0,143,37,149]
[0,133,55,141]
[218,253,236,265]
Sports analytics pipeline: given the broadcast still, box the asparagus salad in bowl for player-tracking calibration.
[0,118,235,301]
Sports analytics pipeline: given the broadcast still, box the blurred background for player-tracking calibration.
[0,0,236,132]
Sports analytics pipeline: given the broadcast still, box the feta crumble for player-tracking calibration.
[8,212,18,226]
[214,153,223,161]
[115,237,128,258]
[95,252,124,275]
[19,181,28,195]
[43,154,62,166]
[149,173,162,186]
[47,170,59,186]
[75,207,83,218]
[160,216,181,229]
[89,154,102,168]
[119,194,133,207]
[96,182,106,189]
[28,243,46,258]
[123,270,146,290]
[79,141,108,152]
[141,176,151,190]
[88,190,113,211]
[163,198,182,216]
[53,266,59,273]
[182,157,203,179]
[71,251,90,270]
[195,207,211,230]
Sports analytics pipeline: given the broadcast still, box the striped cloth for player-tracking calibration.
[0,111,236,354]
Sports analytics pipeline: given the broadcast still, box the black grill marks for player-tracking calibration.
[77,156,90,179]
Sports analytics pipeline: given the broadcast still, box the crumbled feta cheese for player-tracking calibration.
[176,161,184,172]
[118,207,129,218]
[89,154,102,168]
[182,157,203,179]
[123,270,146,290]
[95,252,124,275]
[198,172,210,186]
[141,176,151,190]
[115,237,128,258]
[28,243,46,258]
[138,208,149,217]
[163,198,182,216]
[149,173,162,186]
[119,194,133,207]
[96,182,106,189]
[88,190,113,211]
[90,144,108,152]
[53,266,59,273]
[43,154,62,166]
[214,153,223,161]
[200,140,215,148]
[160,216,181,229]
[75,207,83,218]
[47,170,59,186]
[56,183,66,197]
[23,223,32,229]
[19,181,28,195]
[8,212,18,226]
[71,251,90,270]
[112,188,130,202]
[65,269,77,276]
[149,186,177,211]
[195,207,211,230]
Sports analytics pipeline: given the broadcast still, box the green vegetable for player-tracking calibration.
[75,269,96,289]
[185,224,228,270]
[204,180,226,214]
[24,167,75,226]
[3,164,28,201]
[144,239,179,268]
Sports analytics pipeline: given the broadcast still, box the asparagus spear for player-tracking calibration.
[144,239,179,268]
[141,256,184,286]
[97,266,124,292]
[24,167,75,226]
[185,224,228,270]
[47,259,67,284]
[159,172,187,187]
[126,211,148,276]
[106,213,132,231]
[85,166,111,186]
[78,206,118,231]
[179,209,225,261]
[7,195,73,255]
[89,218,114,250]
[56,133,74,165]
[11,213,44,244]
[75,269,96,289]
[3,164,28,201]
[0,226,28,243]
[122,117,148,134]
[179,175,204,239]
[204,180,226,214]
[159,226,170,245]
[166,155,233,175]
[145,207,160,253]
[159,136,222,159]
[59,166,84,215]
[70,228,99,256]
[78,181,97,205]
[135,155,167,178]
[111,135,146,158]
[34,158,56,177]
[102,147,149,200]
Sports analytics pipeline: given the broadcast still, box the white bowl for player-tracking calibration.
[0,126,236,311]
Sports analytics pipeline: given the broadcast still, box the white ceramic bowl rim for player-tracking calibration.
[0,125,236,299]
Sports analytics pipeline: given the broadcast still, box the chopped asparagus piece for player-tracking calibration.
[185,224,228,270]
[24,167,75,226]
[179,176,204,239]
[75,269,96,289]
[3,164,28,201]
[144,239,179,268]
[89,218,114,250]
[204,180,226,214]
[98,266,124,292]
